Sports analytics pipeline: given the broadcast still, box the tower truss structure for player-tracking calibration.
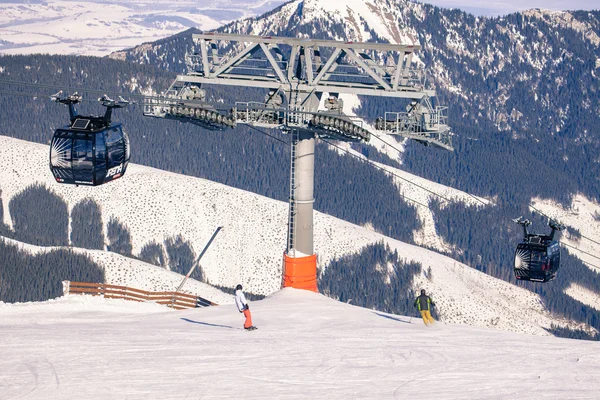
[144,33,453,291]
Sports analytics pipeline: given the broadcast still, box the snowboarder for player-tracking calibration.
[234,284,256,330]
[414,289,435,326]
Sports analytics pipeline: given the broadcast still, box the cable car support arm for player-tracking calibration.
[143,33,454,292]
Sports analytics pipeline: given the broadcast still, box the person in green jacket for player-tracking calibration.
[414,289,435,326]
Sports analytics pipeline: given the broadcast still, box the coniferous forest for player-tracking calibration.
[0,239,104,303]
[319,241,422,318]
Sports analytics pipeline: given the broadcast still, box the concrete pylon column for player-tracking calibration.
[283,130,317,291]
[292,131,315,255]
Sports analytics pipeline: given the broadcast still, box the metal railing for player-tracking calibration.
[376,106,453,151]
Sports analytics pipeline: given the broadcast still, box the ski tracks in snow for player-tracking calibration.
[5,357,60,399]
[391,348,449,398]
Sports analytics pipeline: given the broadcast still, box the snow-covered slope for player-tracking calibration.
[0,236,233,305]
[532,195,600,274]
[565,283,600,312]
[321,92,489,251]
[0,0,287,56]
[529,196,600,311]
[0,135,592,336]
[1,289,599,399]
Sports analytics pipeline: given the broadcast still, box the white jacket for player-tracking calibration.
[234,289,248,312]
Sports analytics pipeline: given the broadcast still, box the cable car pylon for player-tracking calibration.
[143,33,453,292]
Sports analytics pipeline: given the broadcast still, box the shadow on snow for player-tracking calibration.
[180,318,236,329]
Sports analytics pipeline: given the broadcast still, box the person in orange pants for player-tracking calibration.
[414,289,436,326]
[235,284,256,330]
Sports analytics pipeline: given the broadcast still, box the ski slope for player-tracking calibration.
[1,289,599,399]
[0,135,595,335]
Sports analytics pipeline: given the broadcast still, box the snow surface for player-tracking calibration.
[1,288,599,399]
[0,135,592,336]
[564,283,600,312]
[236,0,420,46]
[530,195,600,274]
[0,0,287,56]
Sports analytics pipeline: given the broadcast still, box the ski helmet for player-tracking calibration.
[421,289,426,295]
[236,284,243,291]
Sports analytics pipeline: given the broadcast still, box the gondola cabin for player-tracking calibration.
[513,217,564,283]
[514,240,560,282]
[50,93,130,186]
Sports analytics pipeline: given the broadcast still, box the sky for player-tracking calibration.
[419,0,599,16]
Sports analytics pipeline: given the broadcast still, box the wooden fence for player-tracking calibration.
[62,281,218,310]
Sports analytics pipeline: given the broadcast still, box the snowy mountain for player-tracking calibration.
[1,135,598,336]
[217,0,600,142]
[102,0,600,338]
[111,0,600,218]
[1,288,599,399]
[0,0,287,56]
[1,0,599,341]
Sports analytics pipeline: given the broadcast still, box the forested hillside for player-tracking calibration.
[320,241,423,318]
[112,1,600,206]
[0,239,104,303]
[0,54,420,244]
[0,182,215,291]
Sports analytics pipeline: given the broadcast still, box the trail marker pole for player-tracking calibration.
[174,226,223,296]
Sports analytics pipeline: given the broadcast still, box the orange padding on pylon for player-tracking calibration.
[283,253,318,292]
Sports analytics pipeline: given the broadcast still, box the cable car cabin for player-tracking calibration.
[50,93,130,186]
[514,241,560,282]
[50,125,130,185]
[513,217,564,283]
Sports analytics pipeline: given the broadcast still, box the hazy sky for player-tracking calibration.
[419,0,599,16]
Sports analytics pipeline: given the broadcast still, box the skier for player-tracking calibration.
[414,289,435,326]
[234,284,256,331]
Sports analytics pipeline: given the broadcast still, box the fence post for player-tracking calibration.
[62,281,215,309]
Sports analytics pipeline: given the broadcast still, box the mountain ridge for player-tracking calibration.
[110,0,600,203]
